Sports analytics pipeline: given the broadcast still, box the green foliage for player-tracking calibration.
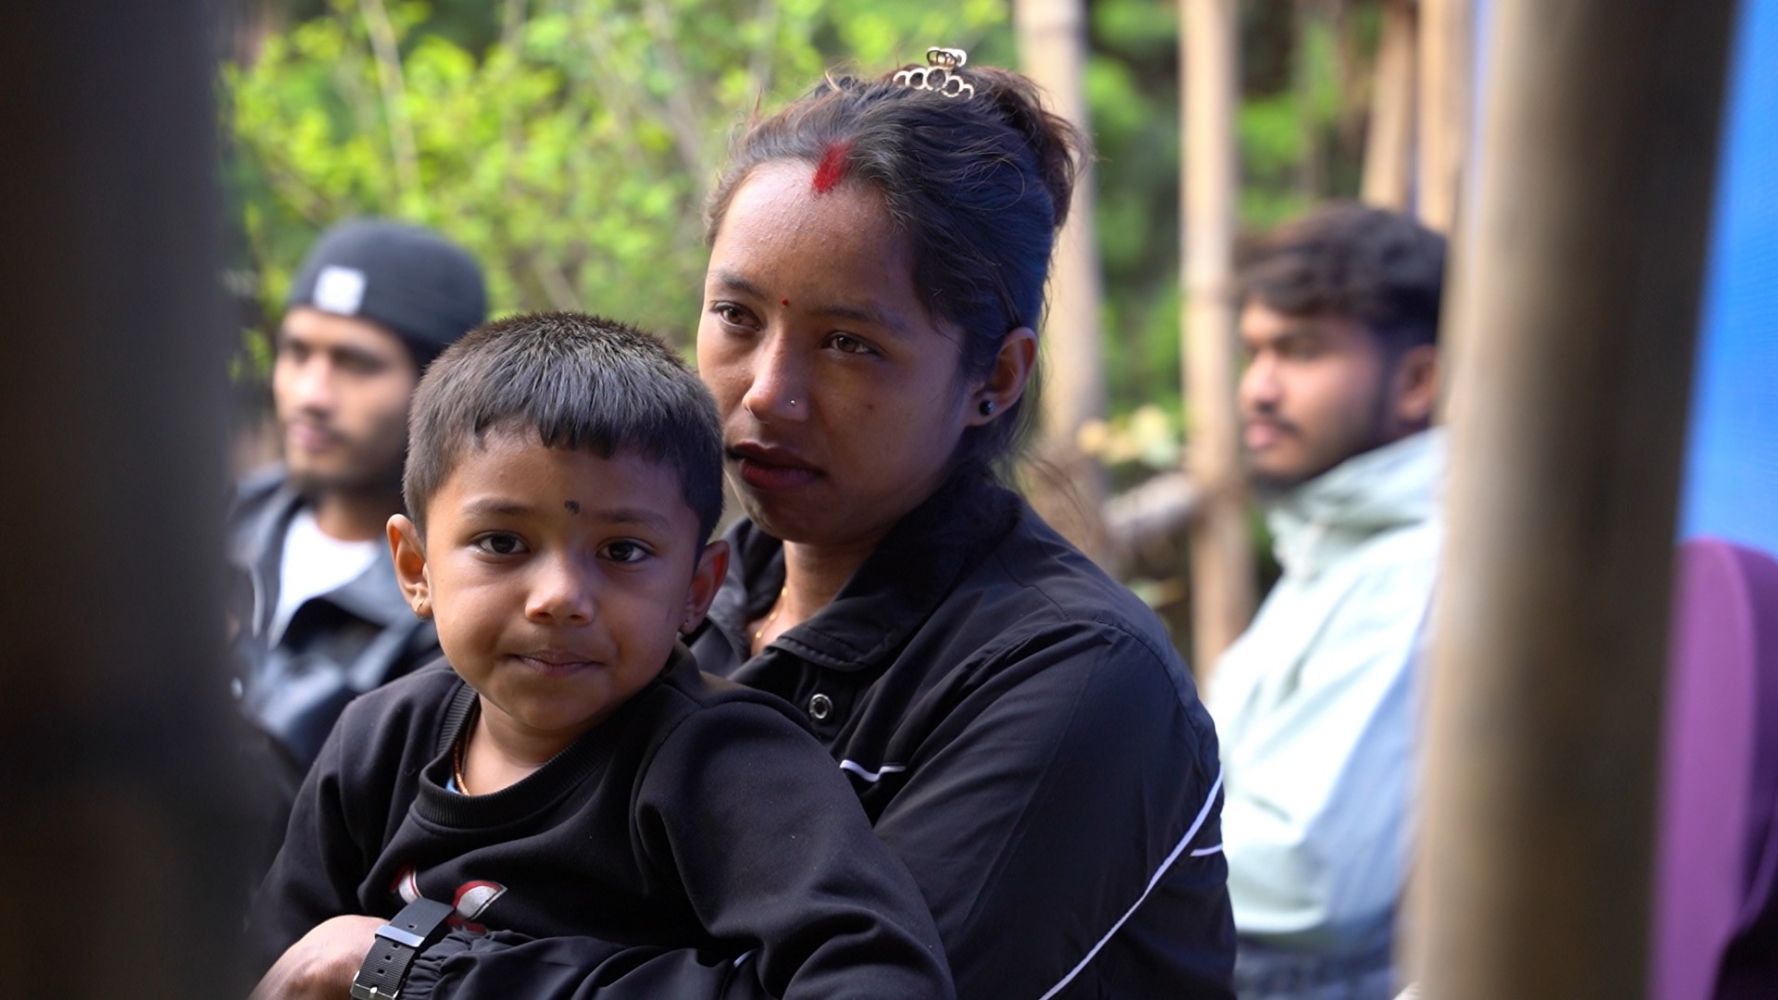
[226,0,1007,375]
[228,0,1381,430]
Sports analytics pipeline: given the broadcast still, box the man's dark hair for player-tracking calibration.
[1238,202,1448,355]
[403,312,724,543]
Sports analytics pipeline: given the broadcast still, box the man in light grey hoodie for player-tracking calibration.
[1208,203,1447,1000]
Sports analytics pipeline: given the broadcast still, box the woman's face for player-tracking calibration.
[697,160,983,551]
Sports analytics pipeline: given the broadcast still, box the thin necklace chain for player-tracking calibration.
[753,585,790,648]
[452,701,480,795]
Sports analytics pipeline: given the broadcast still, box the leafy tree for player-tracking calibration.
[225,0,1007,368]
[227,0,1382,442]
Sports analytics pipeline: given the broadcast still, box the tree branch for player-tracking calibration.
[358,0,423,209]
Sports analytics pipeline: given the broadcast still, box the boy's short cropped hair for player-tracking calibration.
[403,312,724,542]
[1237,201,1448,357]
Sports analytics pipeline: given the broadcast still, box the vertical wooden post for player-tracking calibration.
[1017,0,1113,567]
[0,2,246,997]
[1417,0,1473,233]
[1412,2,1739,998]
[1363,0,1418,210]
[1181,0,1254,679]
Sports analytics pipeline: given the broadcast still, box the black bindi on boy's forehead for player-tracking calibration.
[563,499,581,515]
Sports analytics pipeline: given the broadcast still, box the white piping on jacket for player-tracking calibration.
[839,760,907,784]
[1036,768,1225,1000]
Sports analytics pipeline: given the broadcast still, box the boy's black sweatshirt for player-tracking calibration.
[247,646,954,1000]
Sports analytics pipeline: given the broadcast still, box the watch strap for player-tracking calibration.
[350,898,456,1000]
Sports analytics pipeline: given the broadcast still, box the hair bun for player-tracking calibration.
[959,66,1083,230]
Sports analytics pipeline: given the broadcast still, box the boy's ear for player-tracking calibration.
[679,539,730,635]
[388,514,433,619]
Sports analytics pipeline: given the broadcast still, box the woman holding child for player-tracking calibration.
[259,50,1233,999]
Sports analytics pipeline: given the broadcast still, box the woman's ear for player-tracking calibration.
[680,540,730,634]
[968,326,1038,426]
[388,514,433,619]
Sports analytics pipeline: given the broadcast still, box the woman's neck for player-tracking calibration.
[751,531,886,653]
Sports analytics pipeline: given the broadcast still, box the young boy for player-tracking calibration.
[247,313,953,999]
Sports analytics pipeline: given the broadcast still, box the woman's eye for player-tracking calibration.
[473,533,525,556]
[827,333,876,356]
[602,540,650,564]
[711,303,755,328]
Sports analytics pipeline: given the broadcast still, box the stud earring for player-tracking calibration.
[979,399,996,416]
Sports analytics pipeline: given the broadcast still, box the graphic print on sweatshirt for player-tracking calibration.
[393,865,507,933]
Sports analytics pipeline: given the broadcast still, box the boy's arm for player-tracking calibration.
[638,699,954,1000]
[400,699,953,1000]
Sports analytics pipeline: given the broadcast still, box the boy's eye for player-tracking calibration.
[601,540,650,564]
[473,533,526,556]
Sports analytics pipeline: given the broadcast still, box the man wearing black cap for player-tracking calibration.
[229,219,486,853]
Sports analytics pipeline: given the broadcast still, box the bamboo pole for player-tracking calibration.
[1181,0,1254,679]
[1410,2,1739,997]
[1363,0,1418,210]
[1016,0,1113,567]
[1416,0,1472,233]
[0,2,246,997]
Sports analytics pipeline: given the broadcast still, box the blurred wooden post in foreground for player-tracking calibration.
[0,2,246,997]
[1411,2,1739,997]
[1180,0,1254,679]
[1416,0,1472,233]
[1364,0,1419,210]
[1017,0,1113,567]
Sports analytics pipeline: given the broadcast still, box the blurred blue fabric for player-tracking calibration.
[1680,0,1778,556]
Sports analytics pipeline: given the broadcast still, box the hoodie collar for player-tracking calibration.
[1266,428,1447,580]
[706,467,1021,673]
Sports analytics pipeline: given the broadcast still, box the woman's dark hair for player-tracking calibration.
[706,60,1083,474]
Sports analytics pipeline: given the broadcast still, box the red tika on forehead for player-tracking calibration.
[811,140,854,195]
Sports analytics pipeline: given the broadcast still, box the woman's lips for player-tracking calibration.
[729,445,820,492]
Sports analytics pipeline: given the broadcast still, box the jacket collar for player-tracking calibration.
[706,467,1021,673]
[231,469,414,634]
[1265,428,1447,580]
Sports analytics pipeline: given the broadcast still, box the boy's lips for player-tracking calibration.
[728,442,820,492]
[512,651,601,676]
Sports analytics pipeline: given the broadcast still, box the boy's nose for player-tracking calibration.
[525,557,595,625]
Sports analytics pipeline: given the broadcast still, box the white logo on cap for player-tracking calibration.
[313,265,367,315]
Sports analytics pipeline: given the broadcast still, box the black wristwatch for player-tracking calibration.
[350,898,456,1000]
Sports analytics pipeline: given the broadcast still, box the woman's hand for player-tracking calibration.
[250,914,382,1000]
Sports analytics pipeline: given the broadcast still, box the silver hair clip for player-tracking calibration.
[893,47,975,99]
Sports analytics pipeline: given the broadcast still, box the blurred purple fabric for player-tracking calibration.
[1651,539,1778,1000]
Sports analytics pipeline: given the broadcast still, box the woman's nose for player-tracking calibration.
[740,334,810,423]
[525,555,595,625]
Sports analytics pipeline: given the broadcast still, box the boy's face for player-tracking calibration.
[389,429,726,752]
